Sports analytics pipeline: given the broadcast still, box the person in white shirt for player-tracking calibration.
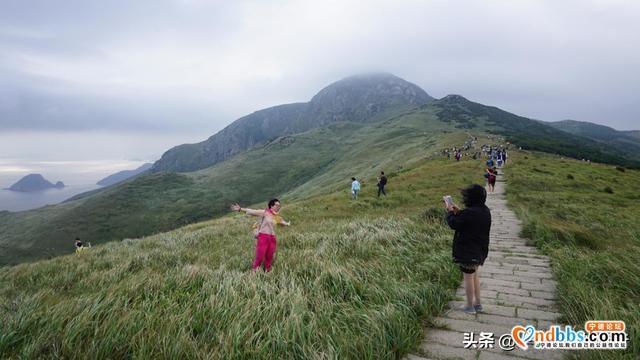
[351,177,361,200]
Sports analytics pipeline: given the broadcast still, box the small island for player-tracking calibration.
[7,174,65,192]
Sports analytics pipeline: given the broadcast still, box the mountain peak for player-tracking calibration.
[439,94,470,104]
[152,73,434,172]
[310,73,433,106]
[97,163,153,187]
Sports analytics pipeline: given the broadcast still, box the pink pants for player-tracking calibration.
[253,233,277,271]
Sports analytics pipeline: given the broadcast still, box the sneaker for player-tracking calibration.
[459,305,476,314]
[474,304,484,313]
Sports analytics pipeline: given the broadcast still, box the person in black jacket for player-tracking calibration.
[377,171,387,197]
[444,184,491,314]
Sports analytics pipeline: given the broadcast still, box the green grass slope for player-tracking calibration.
[506,151,640,359]
[0,157,486,359]
[0,107,466,266]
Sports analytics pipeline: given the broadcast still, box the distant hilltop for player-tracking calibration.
[97,163,153,187]
[7,174,65,192]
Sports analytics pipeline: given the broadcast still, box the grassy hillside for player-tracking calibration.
[3,94,637,267]
[0,108,465,266]
[0,157,486,359]
[430,96,640,168]
[2,148,638,358]
[547,120,640,161]
[506,152,640,359]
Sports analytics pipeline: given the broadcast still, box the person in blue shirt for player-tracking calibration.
[351,177,361,200]
[486,157,494,168]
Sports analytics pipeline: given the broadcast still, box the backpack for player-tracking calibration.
[252,212,266,239]
[380,176,387,185]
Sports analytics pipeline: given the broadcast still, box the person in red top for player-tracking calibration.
[231,199,290,272]
[485,167,497,193]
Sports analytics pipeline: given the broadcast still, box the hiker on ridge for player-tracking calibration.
[486,167,497,193]
[231,199,290,272]
[443,184,491,314]
[351,177,361,200]
[74,237,91,253]
[486,157,494,168]
[377,171,387,197]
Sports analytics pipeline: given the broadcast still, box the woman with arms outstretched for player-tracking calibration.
[231,199,290,272]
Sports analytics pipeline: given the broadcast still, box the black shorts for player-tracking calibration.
[458,263,479,274]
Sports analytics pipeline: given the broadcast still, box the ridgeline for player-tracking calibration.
[1,77,639,360]
[2,74,638,266]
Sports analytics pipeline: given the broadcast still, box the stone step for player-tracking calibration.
[432,317,513,336]
[420,342,477,360]
[447,300,516,317]
[404,354,434,360]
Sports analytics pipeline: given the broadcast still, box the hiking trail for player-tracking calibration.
[407,171,564,360]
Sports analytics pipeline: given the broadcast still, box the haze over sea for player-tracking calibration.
[0,159,148,212]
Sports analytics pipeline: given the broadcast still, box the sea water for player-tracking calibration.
[0,183,102,212]
[0,158,150,212]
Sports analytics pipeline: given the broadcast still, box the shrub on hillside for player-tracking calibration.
[532,167,554,175]
[603,186,614,194]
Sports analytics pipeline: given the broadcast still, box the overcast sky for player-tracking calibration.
[1,0,639,183]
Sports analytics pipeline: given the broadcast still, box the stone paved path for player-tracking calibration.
[406,172,565,360]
